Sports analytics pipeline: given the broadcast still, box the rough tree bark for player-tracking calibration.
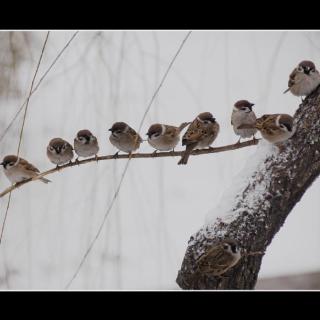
[176,85,320,290]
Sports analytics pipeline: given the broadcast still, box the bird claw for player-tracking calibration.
[75,158,80,165]
[152,150,158,157]
[95,154,98,162]
[113,151,119,159]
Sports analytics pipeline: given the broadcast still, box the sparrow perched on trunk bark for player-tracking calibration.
[146,122,190,152]
[196,239,241,276]
[74,129,99,160]
[178,112,219,165]
[284,60,320,97]
[109,122,142,157]
[231,100,257,143]
[0,155,51,184]
[47,138,74,167]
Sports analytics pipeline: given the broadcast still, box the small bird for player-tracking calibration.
[47,138,74,167]
[196,239,241,276]
[284,60,320,97]
[146,122,190,153]
[239,114,295,145]
[178,112,220,165]
[0,155,51,184]
[109,122,142,157]
[255,114,295,144]
[74,129,99,161]
[231,100,257,143]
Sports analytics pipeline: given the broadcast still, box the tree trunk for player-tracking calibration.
[176,86,320,290]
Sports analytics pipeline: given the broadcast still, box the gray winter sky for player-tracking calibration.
[0,30,319,289]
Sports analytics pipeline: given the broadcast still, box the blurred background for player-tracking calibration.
[0,30,319,290]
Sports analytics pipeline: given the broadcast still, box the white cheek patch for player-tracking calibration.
[275,115,281,127]
[161,124,166,135]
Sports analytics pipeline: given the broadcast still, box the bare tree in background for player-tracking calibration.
[176,86,320,290]
[0,32,34,99]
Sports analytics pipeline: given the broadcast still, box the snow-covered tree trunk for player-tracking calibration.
[176,86,320,290]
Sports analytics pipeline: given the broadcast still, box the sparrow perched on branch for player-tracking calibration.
[146,122,190,153]
[74,129,99,160]
[231,100,257,143]
[238,114,295,145]
[109,122,142,157]
[178,112,219,165]
[284,60,320,97]
[196,239,241,276]
[0,155,51,184]
[47,138,74,167]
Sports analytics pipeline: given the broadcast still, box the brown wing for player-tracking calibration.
[128,126,142,143]
[182,119,206,145]
[19,158,40,173]
[197,244,233,275]
[288,68,297,88]
[165,125,179,138]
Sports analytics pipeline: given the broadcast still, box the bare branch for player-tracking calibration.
[0,139,259,199]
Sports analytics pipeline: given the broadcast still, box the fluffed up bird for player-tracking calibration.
[238,113,295,146]
[231,100,257,143]
[74,129,99,161]
[284,60,320,97]
[109,122,142,157]
[146,122,190,153]
[178,112,219,165]
[47,138,74,167]
[0,155,51,184]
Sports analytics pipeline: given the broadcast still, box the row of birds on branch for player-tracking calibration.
[0,60,319,190]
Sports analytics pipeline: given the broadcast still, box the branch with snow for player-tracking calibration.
[176,85,320,290]
[0,139,259,198]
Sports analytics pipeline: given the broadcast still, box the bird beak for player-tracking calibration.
[108,129,112,132]
[0,162,3,166]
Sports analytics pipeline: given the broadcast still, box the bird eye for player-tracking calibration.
[49,146,54,151]
[223,245,229,250]
[153,133,160,138]
[298,66,304,72]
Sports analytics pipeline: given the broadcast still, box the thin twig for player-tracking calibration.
[0,192,12,244]
[17,31,50,156]
[1,32,50,246]
[0,31,79,143]
[65,31,194,289]
[0,139,259,199]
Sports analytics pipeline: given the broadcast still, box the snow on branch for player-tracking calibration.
[176,86,320,290]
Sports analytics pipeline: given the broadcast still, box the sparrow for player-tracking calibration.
[231,100,257,143]
[196,239,241,276]
[47,138,74,167]
[255,114,295,145]
[0,155,51,184]
[74,129,99,160]
[109,122,142,157]
[238,114,295,145]
[284,60,320,97]
[146,122,190,153]
[178,112,220,165]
